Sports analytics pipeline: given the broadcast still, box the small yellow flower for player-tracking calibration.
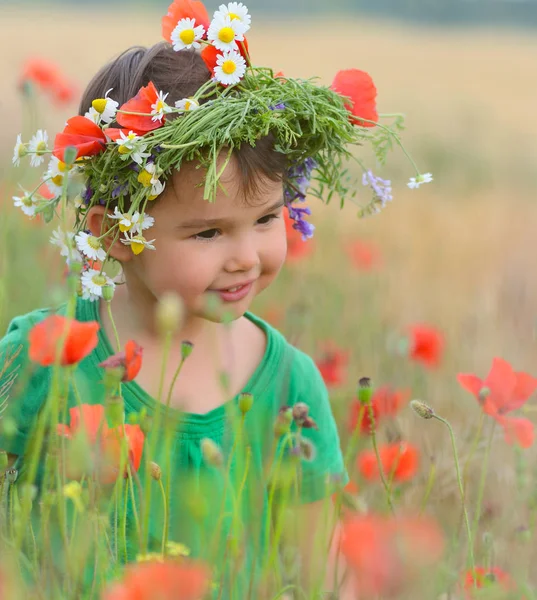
[63,481,85,513]
[166,541,191,557]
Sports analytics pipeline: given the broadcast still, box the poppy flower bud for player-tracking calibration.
[102,284,115,302]
[299,439,316,462]
[181,341,194,360]
[201,438,224,467]
[238,393,253,415]
[105,394,125,427]
[5,468,18,485]
[149,461,161,481]
[274,406,293,437]
[479,387,490,403]
[357,377,373,405]
[410,399,435,420]
[292,402,309,425]
[62,145,78,167]
[156,292,183,335]
[302,416,318,430]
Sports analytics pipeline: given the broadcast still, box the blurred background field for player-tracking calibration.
[2,0,537,588]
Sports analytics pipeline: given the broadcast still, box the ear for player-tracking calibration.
[85,205,133,263]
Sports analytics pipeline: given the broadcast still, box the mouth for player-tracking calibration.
[209,280,256,302]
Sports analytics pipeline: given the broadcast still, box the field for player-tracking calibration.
[1,4,537,599]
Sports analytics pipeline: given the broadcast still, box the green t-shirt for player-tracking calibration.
[0,297,347,596]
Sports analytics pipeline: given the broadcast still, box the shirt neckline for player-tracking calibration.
[77,297,282,434]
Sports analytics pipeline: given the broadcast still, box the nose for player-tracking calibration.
[223,232,260,273]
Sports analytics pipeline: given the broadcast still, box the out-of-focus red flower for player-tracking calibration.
[340,513,444,598]
[358,442,419,483]
[116,81,167,133]
[458,357,537,448]
[19,57,77,106]
[315,342,349,388]
[346,239,382,271]
[103,560,211,600]
[57,404,145,485]
[284,211,314,262]
[53,116,107,162]
[349,386,411,434]
[161,0,211,43]
[99,340,143,382]
[201,38,250,76]
[28,315,99,366]
[407,324,444,368]
[331,69,378,127]
[462,566,513,598]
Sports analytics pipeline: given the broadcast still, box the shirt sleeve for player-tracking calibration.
[0,311,51,457]
[291,354,349,504]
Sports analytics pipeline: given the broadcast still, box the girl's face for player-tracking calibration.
[123,156,287,321]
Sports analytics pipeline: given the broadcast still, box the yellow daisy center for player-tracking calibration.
[148,193,158,201]
[51,174,63,186]
[118,145,130,155]
[222,60,237,75]
[92,98,107,114]
[36,141,47,155]
[154,100,165,113]
[185,100,193,110]
[87,236,101,251]
[58,160,69,173]
[119,221,133,233]
[92,274,107,287]
[131,239,146,255]
[180,28,195,45]
[17,144,27,158]
[218,27,235,43]
[138,170,153,187]
[22,196,33,207]
[228,12,240,20]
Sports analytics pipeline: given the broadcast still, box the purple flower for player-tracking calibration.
[286,203,315,241]
[82,185,93,206]
[362,170,393,209]
[112,182,128,199]
[269,102,286,110]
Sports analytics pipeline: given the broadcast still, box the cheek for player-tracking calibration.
[261,223,288,275]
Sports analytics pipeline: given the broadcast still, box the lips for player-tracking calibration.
[210,280,255,303]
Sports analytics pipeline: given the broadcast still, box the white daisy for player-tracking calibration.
[170,18,205,51]
[45,156,73,197]
[13,193,38,217]
[28,130,49,167]
[174,97,200,112]
[213,3,251,32]
[75,231,107,262]
[50,227,82,262]
[213,50,247,86]
[138,163,166,199]
[207,14,245,52]
[407,172,434,189]
[12,134,27,167]
[109,207,136,233]
[115,130,150,165]
[120,233,156,255]
[151,90,172,123]
[132,212,155,234]
[85,89,119,126]
[81,269,115,301]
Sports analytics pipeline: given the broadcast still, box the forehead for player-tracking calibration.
[160,155,283,220]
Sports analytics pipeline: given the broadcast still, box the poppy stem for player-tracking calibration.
[471,421,496,541]
[433,414,476,578]
[366,402,395,515]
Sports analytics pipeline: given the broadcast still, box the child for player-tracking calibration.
[1,1,416,597]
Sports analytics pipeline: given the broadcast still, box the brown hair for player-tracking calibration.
[79,42,288,200]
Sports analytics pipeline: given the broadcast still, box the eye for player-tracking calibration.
[257,213,279,225]
[194,228,220,241]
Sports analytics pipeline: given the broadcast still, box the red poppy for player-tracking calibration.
[331,69,378,128]
[53,116,107,162]
[458,357,537,448]
[315,342,349,388]
[38,183,55,200]
[284,211,314,262]
[201,38,250,76]
[358,442,419,483]
[103,559,211,600]
[340,513,444,598]
[161,0,211,44]
[407,324,444,368]
[57,404,145,484]
[116,81,167,133]
[346,239,381,271]
[462,566,513,598]
[28,315,99,366]
[99,340,143,382]
[349,386,410,434]
[19,57,77,106]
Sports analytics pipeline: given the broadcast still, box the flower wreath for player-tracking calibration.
[12,0,432,302]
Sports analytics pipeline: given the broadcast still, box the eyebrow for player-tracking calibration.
[177,198,285,230]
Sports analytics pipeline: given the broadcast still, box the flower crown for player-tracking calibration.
[11,0,432,302]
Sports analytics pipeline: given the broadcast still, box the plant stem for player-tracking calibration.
[433,414,476,575]
[366,401,395,514]
[472,421,495,539]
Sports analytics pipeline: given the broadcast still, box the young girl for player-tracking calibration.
[0,1,415,597]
